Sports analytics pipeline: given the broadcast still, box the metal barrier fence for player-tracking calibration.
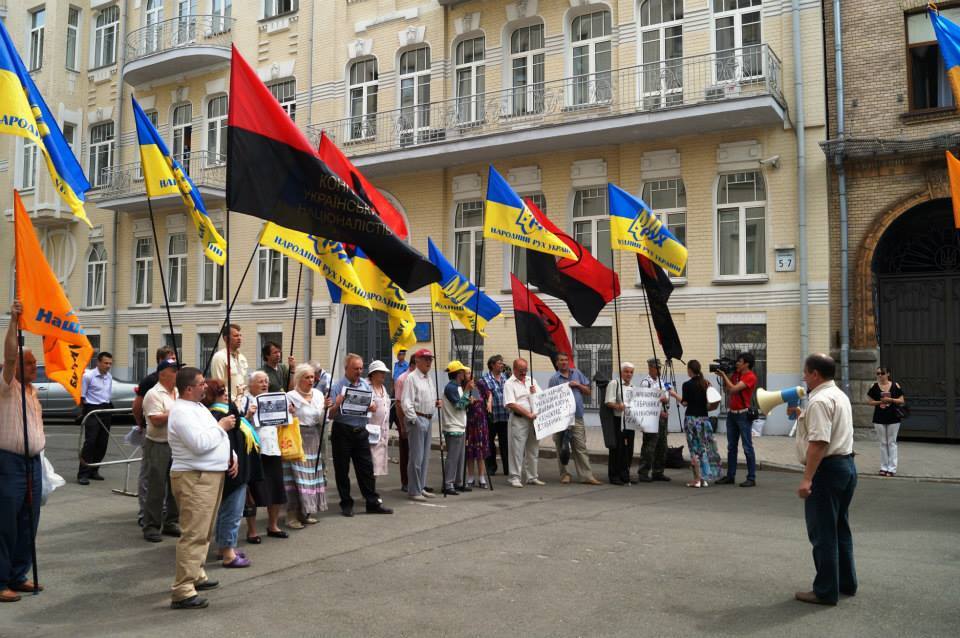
[76,407,140,498]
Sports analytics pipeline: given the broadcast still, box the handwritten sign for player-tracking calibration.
[625,386,663,433]
[531,383,576,440]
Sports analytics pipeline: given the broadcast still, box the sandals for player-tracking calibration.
[266,529,289,539]
[287,519,304,530]
[686,481,702,488]
[223,555,251,568]
[246,535,262,544]
[302,515,319,525]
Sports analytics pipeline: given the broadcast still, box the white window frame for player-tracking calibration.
[509,22,546,116]
[171,102,192,173]
[166,232,188,305]
[638,0,684,110]
[398,46,432,135]
[206,95,228,166]
[454,35,486,125]
[268,78,296,121]
[212,0,232,33]
[571,186,613,268]
[130,332,150,382]
[66,7,81,71]
[569,8,613,106]
[133,236,154,307]
[88,121,114,188]
[348,58,379,141]
[263,0,298,19]
[714,171,767,279]
[712,0,763,84]
[19,139,38,191]
[453,199,485,287]
[29,8,45,72]
[84,242,107,309]
[144,0,164,55]
[93,5,119,69]
[62,122,78,160]
[40,229,76,284]
[256,246,288,301]
[640,178,687,280]
[200,226,225,303]
[508,192,547,287]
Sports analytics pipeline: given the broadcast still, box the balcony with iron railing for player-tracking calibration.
[124,15,235,85]
[90,150,226,212]
[309,45,785,176]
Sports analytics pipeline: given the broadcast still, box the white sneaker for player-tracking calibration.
[526,478,546,486]
[508,478,523,488]
[409,494,427,502]
[422,490,437,498]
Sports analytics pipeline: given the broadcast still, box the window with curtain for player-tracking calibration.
[454,200,485,286]
[639,0,684,110]
[66,7,80,71]
[257,247,288,300]
[716,171,766,276]
[399,46,431,133]
[20,140,38,191]
[713,0,763,82]
[511,23,545,116]
[349,58,379,140]
[134,237,154,305]
[85,242,107,308]
[171,103,193,174]
[88,121,114,187]
[94,5,119,68]
[167,233,188,304]
[570,9,612,105]
[455,36,485,124]
[206,95,228,165]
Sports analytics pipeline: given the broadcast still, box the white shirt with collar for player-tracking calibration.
[82,367,113,405]
[503,375,542,423]
[795,380,854,464]
[168,398,231,472]
[605,377,633,417]
[401,368,438,421]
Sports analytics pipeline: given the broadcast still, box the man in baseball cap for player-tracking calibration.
[400,349,441,501]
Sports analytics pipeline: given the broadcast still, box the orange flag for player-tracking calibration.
[947,151,960,230]
[13,190,92,403]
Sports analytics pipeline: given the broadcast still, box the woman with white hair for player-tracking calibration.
[284,364,328,528]
[243,370,288,543]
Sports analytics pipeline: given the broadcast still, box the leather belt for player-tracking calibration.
[415,411,433,418]
[729,408,749,414]
[825,452,854,459]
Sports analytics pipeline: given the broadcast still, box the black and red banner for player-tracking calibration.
[524,198,620,328]
[637,255,683,360]
[226,46,438,292]
[511,274,573,365]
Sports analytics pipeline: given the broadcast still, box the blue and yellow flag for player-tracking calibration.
[930,6,960,104]
[0,21,90,225]
[327,248,416,354]
[608,183,688,276]
[132,97,226,266]
[427,238,501,337]
[259,222,371,309]
[484,166,576,260]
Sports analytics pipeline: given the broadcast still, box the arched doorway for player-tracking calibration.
[872,199,960,439]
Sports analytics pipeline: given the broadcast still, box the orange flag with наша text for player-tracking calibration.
[13,190,92,403]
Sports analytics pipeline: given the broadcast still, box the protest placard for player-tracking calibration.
[624,386,663,433]
[531,383,576,440]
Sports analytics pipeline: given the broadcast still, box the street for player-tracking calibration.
[2,426,958,638]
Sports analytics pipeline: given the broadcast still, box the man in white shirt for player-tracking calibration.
[167,367,236,610]
[503,358,544,488]
[604,362,635,485]
[790,354,857,607]
[77,352,114,484]
[635,358,671,483]
[209,323,248,399]
[140,360,181,543]
[401,349,442,501]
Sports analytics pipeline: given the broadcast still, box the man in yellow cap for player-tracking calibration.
[441,360,474,496]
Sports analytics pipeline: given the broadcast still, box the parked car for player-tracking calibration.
[1,365,137,422]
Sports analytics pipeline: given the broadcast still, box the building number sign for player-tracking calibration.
[775,248,796,272]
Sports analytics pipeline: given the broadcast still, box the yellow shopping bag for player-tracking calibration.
[278,417,305,463]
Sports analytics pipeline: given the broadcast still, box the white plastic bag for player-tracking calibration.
[40,452,65,506]
[124,425,144,447]
[751,418,766,438]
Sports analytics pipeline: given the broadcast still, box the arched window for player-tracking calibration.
[570,9,612,106]
[88,121,114,187]
[399,46,431,134]
[206,95,228,166]
[171,103,192,174]
[94,5,120,68]
[716,171,766,276]
[455,36,485,123]
[641,178,686,276]
[349,58,379,140]
[510,23,545,116]
[454,200,484,285]
[84,242,108,308]
[144,0,164,54]
[713,0,763,82]
[42,230,76,284]
[639,0,683,109]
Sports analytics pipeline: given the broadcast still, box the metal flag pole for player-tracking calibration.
[145,196,180,364]
[639,279,666,394]
[290,264,303,357]
[312,306,347,477]
[225,209,232,403]
[203,241,259,377]
[430,310,447,497]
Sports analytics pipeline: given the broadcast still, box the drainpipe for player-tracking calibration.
[302,0,316,362]
[833,0,850,394]
[792,0,808,368]
[109,0,129,358]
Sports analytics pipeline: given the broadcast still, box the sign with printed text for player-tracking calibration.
[624,386,663,433]
[531,383,576,440]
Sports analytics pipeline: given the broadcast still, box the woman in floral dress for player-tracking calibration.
[465,371,491,489]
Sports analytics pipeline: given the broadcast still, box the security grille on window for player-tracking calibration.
[134,237,153,306]
[906,8,960,111]
[573,187,613,268]
[29,8,45,71]
[717,171,766,277]
[66,7,80,71]
[399,46,431,134]
[163,333,183,354]
[454,200,485,286]
[131,334,149,382]
[451,329,484,375]
[455,36,485,124]
[207,96,228,165]
[511,193,547,284]
[257,247,288,300]
[713,0,763,82]
[572,326,612,409]
[511,23,545,116]
[88,121,114,187]
[264,0,298,19]
[717,323,767,411]
[268,79,296,121]
[167,233,188,304]
[641,179,687,276]
[257,332,283,368]
[171,103,193,174]
[199,333,220,369]
[20,140,37,191]
[640,0,684,110]
[571,10,612,106]
[349,59,378,140]
[85,242,107,308]
[202,228,225,302]
[94,5,119,68]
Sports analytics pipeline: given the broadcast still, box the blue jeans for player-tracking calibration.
[725,412,756,481]
[214,485,247,549]
[805,455,858,603]
[0,450,41,587]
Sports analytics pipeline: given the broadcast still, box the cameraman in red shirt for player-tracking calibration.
[716,352,758,487]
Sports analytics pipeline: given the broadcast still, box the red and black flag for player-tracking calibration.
[511,274,573,365]
[524,198,620,327]
[637,254,683,361]
[226,46,438,292]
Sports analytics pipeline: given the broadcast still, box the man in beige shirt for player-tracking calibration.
[209,323,248,398]
[141,360,181,543]
[789,353,856,607]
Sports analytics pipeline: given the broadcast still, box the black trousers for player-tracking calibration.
[637,414,669,478]
[607,417,635,482]
[805,455,858,603]
[330,422,380,512]
[78,402,113,478]
[485,420,509,475]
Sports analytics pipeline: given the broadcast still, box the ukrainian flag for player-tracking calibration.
[133,97,226,266]
[427,238,502,337]
[930,6,960,105]
[0,20,90,224]
[484,166,576,259]
[259,222,370,308]
[327,248,416,354]
[608,183,688,277]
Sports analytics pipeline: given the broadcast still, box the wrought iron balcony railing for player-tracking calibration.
[309,45,783,157]
[90,150,226,202]
[126,14,235,63]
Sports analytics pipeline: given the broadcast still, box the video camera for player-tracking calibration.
[709,357,737,375]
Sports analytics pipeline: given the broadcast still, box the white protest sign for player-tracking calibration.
[531,383,576,440]
[625,386,663,433]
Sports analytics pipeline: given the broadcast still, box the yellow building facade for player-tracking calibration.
[1,0,829,432]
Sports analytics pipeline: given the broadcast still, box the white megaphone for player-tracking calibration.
[756,386,806,420]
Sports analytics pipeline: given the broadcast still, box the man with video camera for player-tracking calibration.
[714,352,758,487]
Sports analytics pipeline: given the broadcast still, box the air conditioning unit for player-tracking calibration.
[706,83,742,101]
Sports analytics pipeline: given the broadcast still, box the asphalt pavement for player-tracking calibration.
[2,425,958,638]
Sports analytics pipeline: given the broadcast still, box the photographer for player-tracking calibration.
[715,352,758,487]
